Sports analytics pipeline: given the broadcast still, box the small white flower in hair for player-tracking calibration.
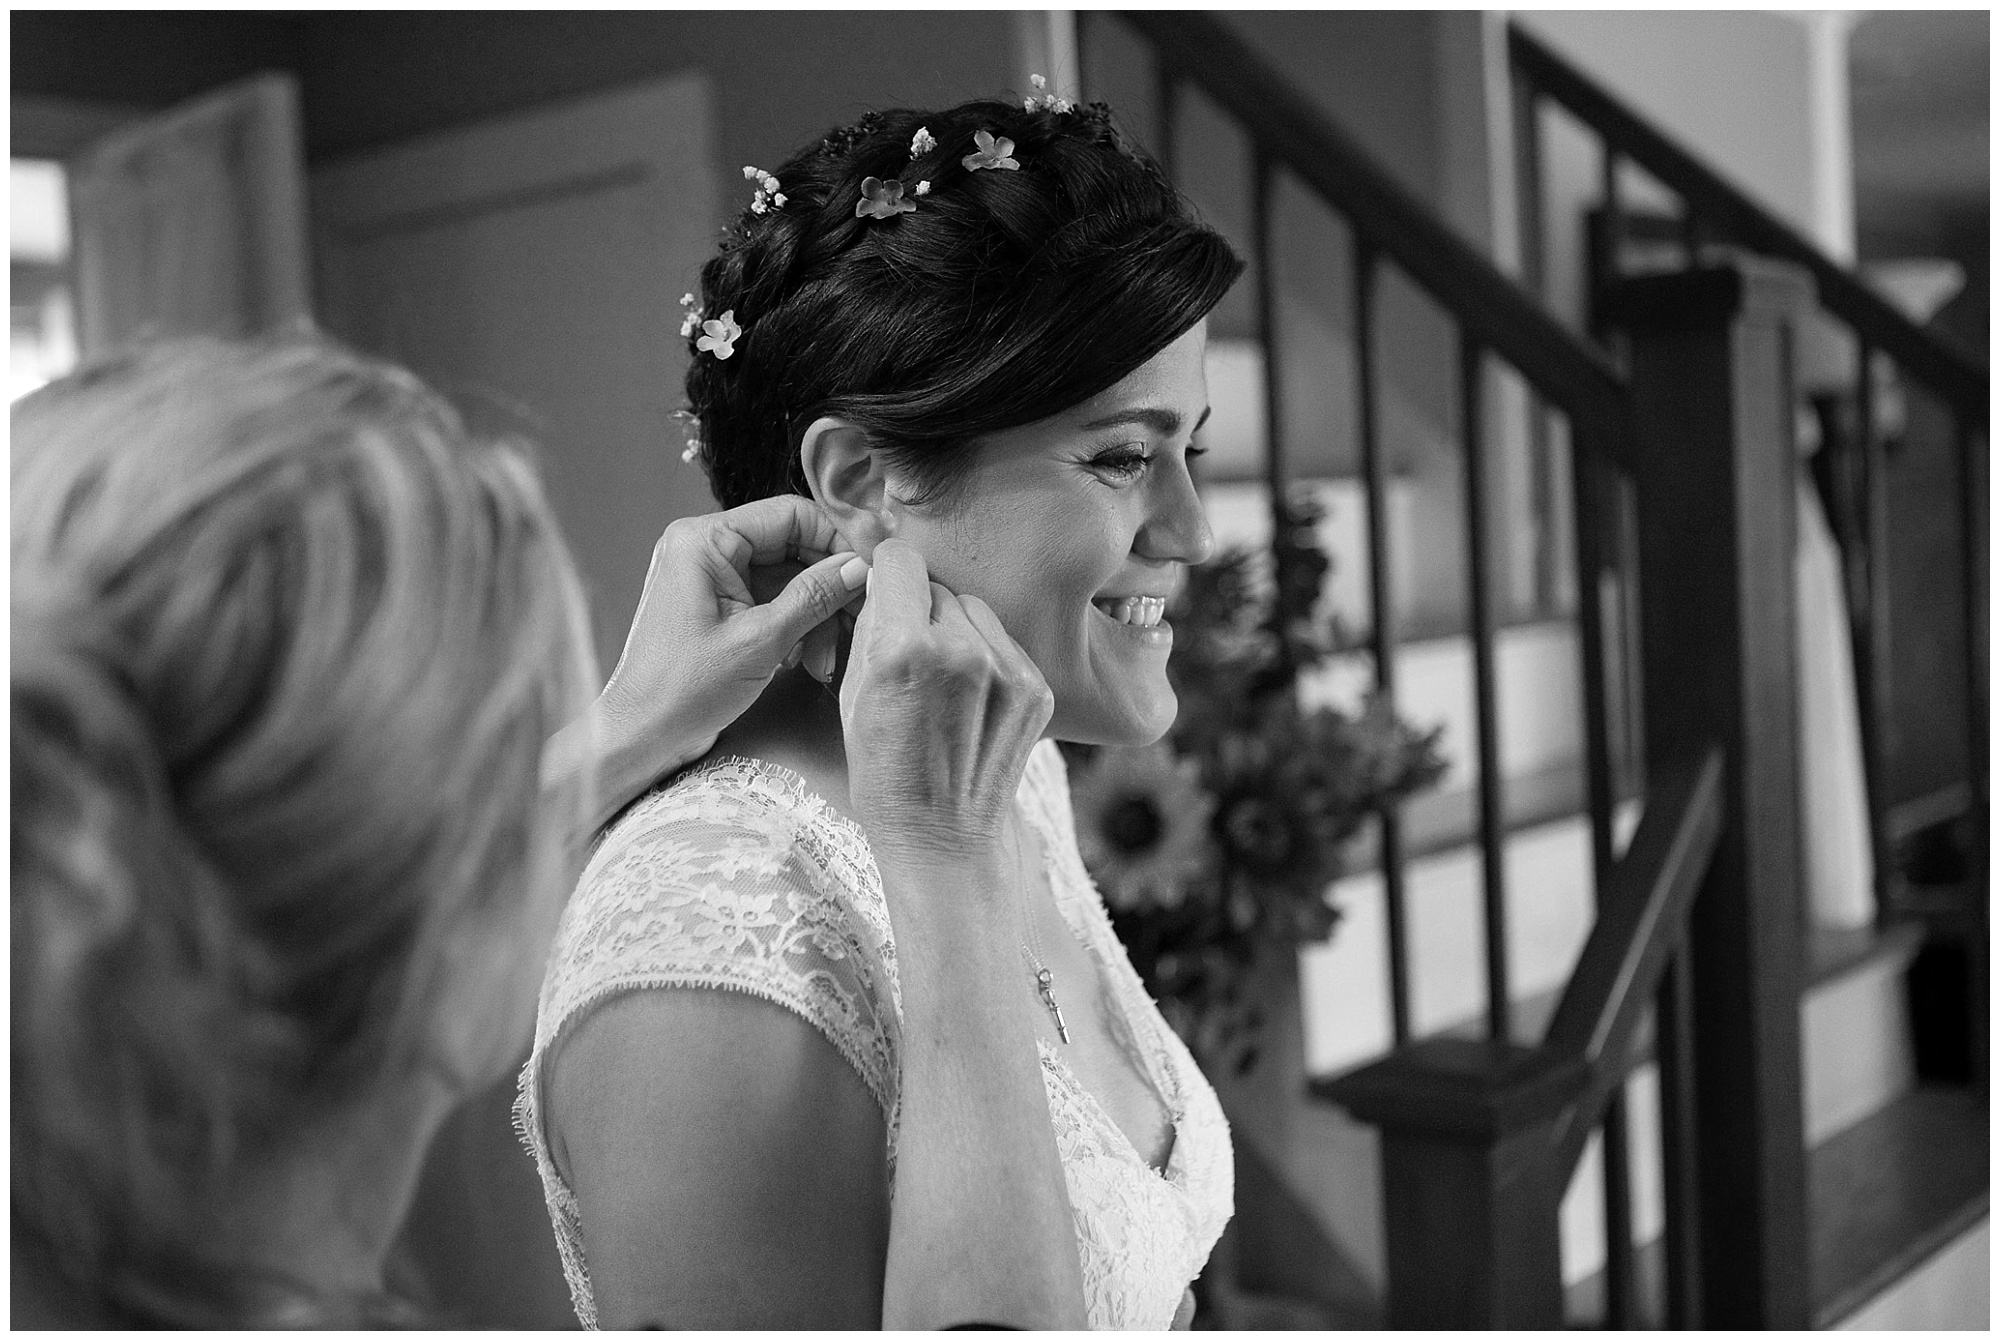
[915,180,931,196]
[1030,73,1048,90]
[963,129,1019,172]
[697,310,742,360]
[743,165,785,214]
[856,176,917,219]
[910,126,937,158]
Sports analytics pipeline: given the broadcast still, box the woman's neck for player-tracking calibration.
[711,666,855,813]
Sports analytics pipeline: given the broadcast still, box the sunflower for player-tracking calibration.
[1070,742,1218,915]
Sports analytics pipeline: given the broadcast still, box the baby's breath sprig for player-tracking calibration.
[741,164,786,214]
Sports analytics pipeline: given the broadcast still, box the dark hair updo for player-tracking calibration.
[684,97,1244,508]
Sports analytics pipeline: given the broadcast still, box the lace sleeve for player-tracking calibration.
[533,761,903,1116]
[516,760,902,1328]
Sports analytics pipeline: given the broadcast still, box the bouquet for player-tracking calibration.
[1068,496,1446,1072]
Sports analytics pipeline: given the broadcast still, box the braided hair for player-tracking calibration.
[682,97,1243,509]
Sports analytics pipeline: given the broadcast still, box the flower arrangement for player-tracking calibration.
[1069,495,1447,1071]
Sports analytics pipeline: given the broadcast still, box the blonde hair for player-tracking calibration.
[10,336,598,1324]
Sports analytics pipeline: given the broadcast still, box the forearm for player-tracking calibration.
[543,696,699,842]
[876,859,1087,1331]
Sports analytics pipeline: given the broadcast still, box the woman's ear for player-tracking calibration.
[799,416,894,555]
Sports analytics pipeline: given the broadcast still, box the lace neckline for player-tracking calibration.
[673,750,1188,1181]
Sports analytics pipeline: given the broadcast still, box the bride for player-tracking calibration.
[519,91,1244,1329]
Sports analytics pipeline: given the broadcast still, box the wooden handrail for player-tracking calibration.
[1545,743,1726,1174]
[1508,23,1988,421]
[1118,10,1634,467]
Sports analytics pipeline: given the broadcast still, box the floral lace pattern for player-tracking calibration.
[517,743,1232,1330]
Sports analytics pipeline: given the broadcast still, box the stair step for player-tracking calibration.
[1557,1083,1988,1328]
[1810,1085,1990,1328]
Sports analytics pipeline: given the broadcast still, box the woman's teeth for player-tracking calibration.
[1095,596,1166,628]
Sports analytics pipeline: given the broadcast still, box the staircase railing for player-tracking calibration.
[1085,10,1829,1326]
[1509,23,1988,1026]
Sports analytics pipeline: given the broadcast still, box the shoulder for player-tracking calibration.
[547,973,893,1327]
[537,754,902,1112]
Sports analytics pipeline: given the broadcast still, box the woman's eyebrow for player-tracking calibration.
[1077,405,1213,436]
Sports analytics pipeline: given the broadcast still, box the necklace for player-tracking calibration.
[1014,826,1071,1045]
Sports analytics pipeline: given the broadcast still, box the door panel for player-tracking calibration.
[313,72,720,675]
[68,72,310,354]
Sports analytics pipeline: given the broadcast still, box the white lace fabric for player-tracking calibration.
[517,742,1233,1330]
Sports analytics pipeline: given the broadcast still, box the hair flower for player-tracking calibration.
[963,129,1019,172]
[742,164,785,214]
[856,176,917,219]
[915,180,931,196]
[697,310,741,360]
[1024,75,1074,115]
[678,292,702,338]
[910,126,937,158]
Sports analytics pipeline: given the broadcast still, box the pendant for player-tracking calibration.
[1035,967,1072,1044]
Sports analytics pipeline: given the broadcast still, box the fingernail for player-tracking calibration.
[839,555,869,589]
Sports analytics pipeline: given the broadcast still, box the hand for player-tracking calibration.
[839,539,1053,873]
[556,497,869,834]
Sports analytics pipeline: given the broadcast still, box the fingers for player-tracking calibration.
[861,539,938,636]
[707,495,846,567]
[739,550,869,671]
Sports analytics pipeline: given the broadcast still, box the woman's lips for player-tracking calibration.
[1090,596,1173,649]
[1091,595,1166,628]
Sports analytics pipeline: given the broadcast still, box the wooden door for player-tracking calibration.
[312,73,721,1328]
[312,71,721,676]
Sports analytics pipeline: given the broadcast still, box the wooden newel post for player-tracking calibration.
[1599,258,1813,1329]
[1320,1038,1586,1327]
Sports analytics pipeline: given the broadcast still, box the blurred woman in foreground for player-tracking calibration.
[10,336,1078,1327]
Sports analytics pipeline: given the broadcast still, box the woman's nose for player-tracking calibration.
[1136,458,1215,567]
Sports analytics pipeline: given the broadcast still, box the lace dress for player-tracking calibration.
[516,741,1233,1330]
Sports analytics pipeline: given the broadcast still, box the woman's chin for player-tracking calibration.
[1048,688,1178,748]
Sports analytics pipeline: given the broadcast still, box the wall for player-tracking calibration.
[1516,10,1855,327]
[293,11,1021,182]
[10,10,306,110]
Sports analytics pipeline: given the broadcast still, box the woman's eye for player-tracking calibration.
[1087,446,1154,480]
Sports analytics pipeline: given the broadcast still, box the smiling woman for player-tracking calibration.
[516,92,1244,1330]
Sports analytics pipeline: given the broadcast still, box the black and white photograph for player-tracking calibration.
[11,6,1988,1330]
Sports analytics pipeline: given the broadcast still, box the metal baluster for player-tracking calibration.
[1251,149,1289,566]
[1460,334,1511,1043]
[1512,76,1562,615]
[1570,419,1637,1325]
[1853,341,1894,916]
[1958,412,1989,1087]
[1601,145,1624,280]
[1354,237,1412,1045]
[1657,950,1704,1329]
[1511,76,1546,304]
